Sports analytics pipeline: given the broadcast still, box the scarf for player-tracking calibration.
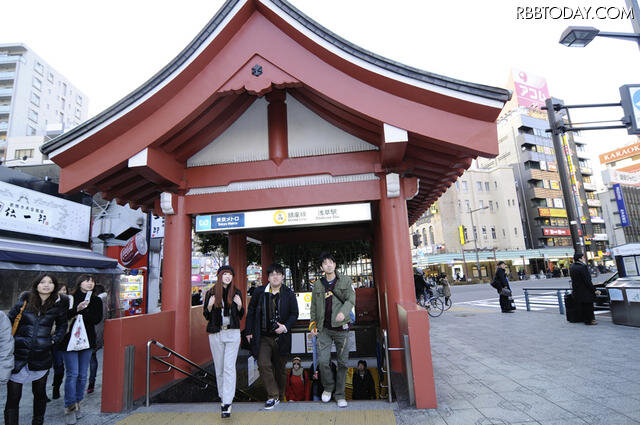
[291,366,304,378]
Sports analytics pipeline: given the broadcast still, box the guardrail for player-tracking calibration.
[380,329,413,405]
[523,288,570,314]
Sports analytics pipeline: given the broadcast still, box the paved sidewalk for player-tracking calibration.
[3,303,639,424]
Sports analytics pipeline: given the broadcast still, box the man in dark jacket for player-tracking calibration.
[495,261,515,313]
[245,263,298,410]
[570,253,600,325]
[351,360,376,400]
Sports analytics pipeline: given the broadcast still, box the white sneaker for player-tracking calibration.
[337,399,348,408]
[321,391,332,403]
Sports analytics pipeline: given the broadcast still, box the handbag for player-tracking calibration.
[500,287,512,297]
[67,315,90,351]
[11,301,27,336]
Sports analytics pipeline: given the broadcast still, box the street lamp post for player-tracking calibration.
[467,205,489,279]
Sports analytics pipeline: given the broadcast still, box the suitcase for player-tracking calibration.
[564,293,581,323]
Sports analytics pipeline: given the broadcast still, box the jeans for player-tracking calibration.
[317,328,349,400]
[62,349,92,408]
[88,349,99,387]
[208,329,241,405]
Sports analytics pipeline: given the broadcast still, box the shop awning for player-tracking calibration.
[0,238,121,270]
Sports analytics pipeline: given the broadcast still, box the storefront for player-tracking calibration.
[41,0,509,411]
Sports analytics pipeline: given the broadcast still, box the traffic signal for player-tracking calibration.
[458,225,465,245]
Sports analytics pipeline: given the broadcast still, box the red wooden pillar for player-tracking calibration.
[229,233,248,327]
[161,194,192,360]
[378,174,415,372]
[372,216,388,330]
[266,90,288,166]
[261,241,274,286]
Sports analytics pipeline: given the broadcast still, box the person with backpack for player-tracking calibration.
[285,357,310,401]
[492,261,515,313]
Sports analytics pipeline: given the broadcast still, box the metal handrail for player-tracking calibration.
[145,339,253,407]
[380,329,404,403]
[522,288,571,314]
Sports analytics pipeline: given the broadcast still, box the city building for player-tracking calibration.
[0,43,89,161]
[410,164,526,278]
[478,69,605,260]
[598,140,640,247]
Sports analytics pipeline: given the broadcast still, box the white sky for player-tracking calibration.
[2,0,640,182]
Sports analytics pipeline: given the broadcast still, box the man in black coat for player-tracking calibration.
[245,263,298,410]
[570,253,600,325]
[494,261,515,313]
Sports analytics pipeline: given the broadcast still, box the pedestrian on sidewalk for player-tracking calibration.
[60,275,103,424]
[494,261,515,313]
[51,284,70,400]
[0,310,14,385]
[310,252,356,408]
[245,263,299,411]
[203,265,244,419]
[4,274,67,425]
[570,253,600,325]
[87,285,109,394]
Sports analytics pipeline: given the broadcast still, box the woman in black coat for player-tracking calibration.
[202,265,244,419]
[5,273,67,425]
[59,274,103,423]
[495,261,515,313]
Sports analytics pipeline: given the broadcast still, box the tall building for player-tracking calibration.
[478,69,605,259]
[0,43,89,161]
[598,140,640,247]
[410,164,526,277]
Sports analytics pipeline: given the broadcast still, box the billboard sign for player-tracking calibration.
[620,84,640,135]
[512,69,551,109]
[543,228,571,236]
[613,183,631,227]
[0,181,90,243]
[598,141,640,164]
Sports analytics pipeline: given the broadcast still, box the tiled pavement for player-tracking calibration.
[3,304,639,424]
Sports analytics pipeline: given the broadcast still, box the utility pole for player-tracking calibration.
[467,206,489,278]
[544,98,584,256]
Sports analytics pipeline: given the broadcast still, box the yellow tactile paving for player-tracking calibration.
[115,409,397,425]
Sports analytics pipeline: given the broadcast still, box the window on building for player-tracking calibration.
[457,200,462,213]
[47,72,54,83]
[473,226,478,241]
[30,92,40,107]
[542,180,550,189]
[463,226,468,242]
[514,227,518,235]
[495,201,499,210]
[27,108,38,123]
[485,182,490,191]
[462,181,468,192]
[421,228,427,246]
[59,111,64,123]
[491,227,497,239]
[482,226,487,237]
[429,226,435,245]
[489,200,494,212]
[455,181,460,191]
[479,200,484,208]
[502,228,506,238]
[32,77,42,91]
[512,199,516,206]
[507,199,511,206]
[27,125,37,136]
[477,182,483,191]
[15,149,34,159]
[76,95,83,106]
[494,181,498,189]
[34,61,44,75]
[61,82,67,96]
[554,198,564,208]
[546,198,554,207]
[465,200,470,212]
[75,107,81,119]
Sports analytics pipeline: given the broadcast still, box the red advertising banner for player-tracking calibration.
[543,228,571,236]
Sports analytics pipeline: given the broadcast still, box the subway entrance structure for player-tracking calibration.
[42,0,509,411]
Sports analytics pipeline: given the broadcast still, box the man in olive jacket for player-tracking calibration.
[309,253,355,408]
[570,252,600,325]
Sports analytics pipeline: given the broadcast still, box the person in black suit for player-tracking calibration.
[495,261,515,313]
[570,253,600,325]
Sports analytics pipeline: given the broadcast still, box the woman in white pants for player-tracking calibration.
[203,265,244,419]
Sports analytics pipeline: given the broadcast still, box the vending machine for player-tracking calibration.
[118,269,146,316]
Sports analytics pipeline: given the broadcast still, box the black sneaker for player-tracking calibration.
[221,404,231,418]
[264,398,280,410]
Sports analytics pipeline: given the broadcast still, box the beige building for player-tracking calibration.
[410,164,526,256]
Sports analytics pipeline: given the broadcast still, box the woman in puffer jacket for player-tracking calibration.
[5,273,67,425]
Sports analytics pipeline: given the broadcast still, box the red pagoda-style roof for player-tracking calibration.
[42,0,510,223]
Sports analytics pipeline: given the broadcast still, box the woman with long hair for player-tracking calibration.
[59,275,103,424]
[51,283,69,400]
[202,265,244,419]
[5,273,67,425]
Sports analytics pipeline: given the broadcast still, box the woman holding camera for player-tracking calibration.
[5,273,67,425]
[203,265,244,419]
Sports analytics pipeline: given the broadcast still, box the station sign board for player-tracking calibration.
[195,202,372,233]
[613,183,630,227]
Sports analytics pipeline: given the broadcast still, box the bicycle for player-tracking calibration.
[437,286,452,311]
[418,287,444,317]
